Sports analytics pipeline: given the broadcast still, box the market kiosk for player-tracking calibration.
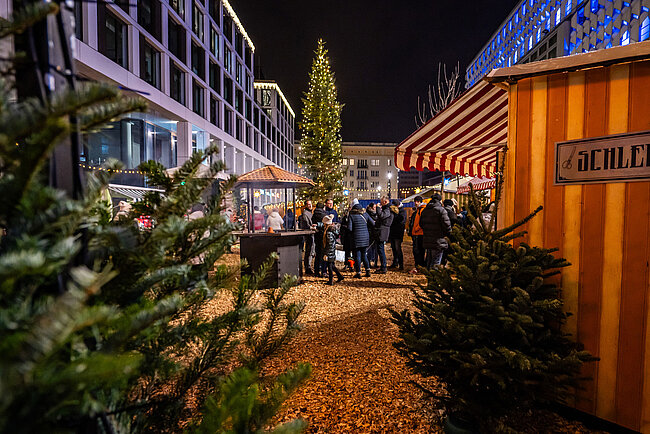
[396,41,650,432]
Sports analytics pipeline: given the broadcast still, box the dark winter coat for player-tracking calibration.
[389,205,407,240]
[312,207,326,224]
[285,211,295,230]
[419,198,451,249]
[375,204,394,243]
[366,207,378,242]
[317,223,339,262]
[444,205,459,227]
[347,205,374,249]
[298,208,313,229]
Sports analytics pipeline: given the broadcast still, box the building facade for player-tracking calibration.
[466,0,650,87]
[340,142,398,200]
[1,0,294,185]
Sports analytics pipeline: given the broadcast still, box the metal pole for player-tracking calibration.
[293,187,297,232]
[284,187,288,231]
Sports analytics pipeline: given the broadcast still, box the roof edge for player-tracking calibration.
[486,40,650,84]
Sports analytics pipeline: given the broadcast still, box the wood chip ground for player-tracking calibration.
[215,242,608,433]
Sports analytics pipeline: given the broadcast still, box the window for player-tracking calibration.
[222,11,232,41]
[349,181,354,188]
[349,158,354,166]
[168,18,186,62]
[74,1,83,40]
[192,3,204,40]
[357,159,368,168]
[140,37,160,89]
[224,109,233,135]
[170,0,184,18]
[342,158,348,166]
[210,97,220,126]
[138,0,161,40]
[349,169,354,176]
[209,62,220,93]
[192,81,204,116]
[622,29,630,46]
[358,181,366,190]
[170,62,185,104]
[236,116,242,141]
[235,30,243,56]
[224,46,232,73]
[236,62,243,84]
[191,42,204,79]
[210,27,220,58]
[235,89,243,114]
[371,170,379,177]
[370,159,380,166]
[357,171,367,179]
[641,17,650,42]
[208,0,219,19]
[99,7,127,68]
[223,77,233,105]
[387,159,391,166]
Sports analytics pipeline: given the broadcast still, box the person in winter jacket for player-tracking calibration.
[419,194,451,269]
[266,208,284,231]
[299,200,314,274]
[324,198,339,223]
[388,199,407,270]
[251,206,265,231]
[285,208,295,230]
[374,196,394,274]
[443,199,459,227]
[312,202,327,276]
[315,214,344,285]
[347,203,374,278]
[408,196,427,269]
[366,203,378,267]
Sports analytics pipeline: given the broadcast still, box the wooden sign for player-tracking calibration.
[555,131,650,185]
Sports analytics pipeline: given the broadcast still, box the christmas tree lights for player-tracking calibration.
[298,39,344,202]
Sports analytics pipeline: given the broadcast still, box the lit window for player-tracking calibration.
[349,158,355,166]
[566,0,572,15]
[641,17,650,41]
[622,29,630,45]
[556,9,561,25]
[387,159,392,166]
[371,159,380,166]
[529,37,533,50]
[342,158,348,166]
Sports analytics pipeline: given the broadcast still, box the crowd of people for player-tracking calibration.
[299,193,470,285]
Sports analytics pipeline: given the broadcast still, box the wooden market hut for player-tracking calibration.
[396,41,650,431]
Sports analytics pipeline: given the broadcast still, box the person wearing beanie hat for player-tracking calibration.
[351,198,359,206]
[388,199,408,270]
[419,193,451,269]
[317,214,344,285]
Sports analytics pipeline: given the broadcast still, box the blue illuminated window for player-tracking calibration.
[537,27,542,42]
[566,0,572,16]
[577,6,586,24]
[641,17,650,41]
[556,8,561,25]
[529,37,533,50]
[590,0,598,14]
[622,29,630,45]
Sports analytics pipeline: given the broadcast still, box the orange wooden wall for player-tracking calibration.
[499,60,650,432]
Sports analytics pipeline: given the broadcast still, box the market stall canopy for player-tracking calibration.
[108,184,164,201]
[456,176,496,194]
[395,80,507,177]
[234,165,314,189]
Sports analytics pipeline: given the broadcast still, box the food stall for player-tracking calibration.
[396,41,650,432]
[234,165,314,288]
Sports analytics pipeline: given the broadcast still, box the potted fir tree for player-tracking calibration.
[391,175,595,432]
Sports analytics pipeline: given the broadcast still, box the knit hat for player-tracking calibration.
[323,214,333,225]
[351,198,359,206]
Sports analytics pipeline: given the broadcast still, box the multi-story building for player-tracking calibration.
[466,0,650,87]
[1,0,294,185]
[340,142,398,200]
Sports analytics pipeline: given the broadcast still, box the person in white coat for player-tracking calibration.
[266,208,284,231]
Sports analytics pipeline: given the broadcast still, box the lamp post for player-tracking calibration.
[387,172,393,199]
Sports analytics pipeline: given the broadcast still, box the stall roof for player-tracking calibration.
[486,40,650,85]
[456,176,496,194]
[395,79,507,177]
[234,165,314,189]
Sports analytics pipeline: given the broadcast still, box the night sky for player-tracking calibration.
[231,0,521,143]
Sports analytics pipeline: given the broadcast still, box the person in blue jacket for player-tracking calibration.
[324,198,339,223]
[347,203,374,278]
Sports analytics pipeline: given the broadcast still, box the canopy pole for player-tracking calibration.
[249,184,255,234]
[293,187,297,231]
[440,171,445,198]
[284,187,288,231]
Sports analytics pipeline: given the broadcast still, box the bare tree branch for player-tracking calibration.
[415,63,462,128]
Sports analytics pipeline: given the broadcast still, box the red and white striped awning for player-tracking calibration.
[395,80,508,177]
[456,176,496,194]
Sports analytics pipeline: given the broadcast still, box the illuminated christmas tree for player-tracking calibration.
[298,39,344,202]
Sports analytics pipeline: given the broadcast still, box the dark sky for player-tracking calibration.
[231,0,520,143]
